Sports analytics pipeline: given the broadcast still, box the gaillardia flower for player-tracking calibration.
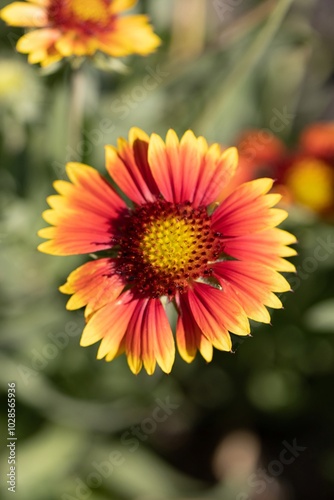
[235,123,334,219]
[0,0,161,67]
[38,128,296,374]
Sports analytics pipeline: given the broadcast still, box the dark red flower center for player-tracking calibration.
[115,200,223,298]
[48,0,114,34]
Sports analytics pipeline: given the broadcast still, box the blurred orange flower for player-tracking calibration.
[0,0,161,67]
[235,122,334,219]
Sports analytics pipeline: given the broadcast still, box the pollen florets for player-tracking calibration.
[115,200,223,298]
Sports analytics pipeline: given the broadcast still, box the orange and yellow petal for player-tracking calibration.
[125,298,147,374]
[59,258,125,319]
[38,162,126,255]
[0,2,48,27]
[222,228,297,273]
[126,298,175,375]
[80,292,175,375]
[212,178,287,236]
[30,0,49,5]
[34,45,63,66]
[147,130,238,206]
[27,47,49,64]
[105,128,159,205]
[109,0,137,14]
[191,282,251,337]
[193,145,238,206]
[186,283,250,354]
[176,294,213,363]
[98,15,161,57]
[55,32,97,57]
[16,28,60,55]
[213,261,291,324]
[148,130,201,204]
[146,299,175,374]
[80,291,137,360]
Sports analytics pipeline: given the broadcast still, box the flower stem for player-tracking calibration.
[195,0,295,134]
[68,68,87,161]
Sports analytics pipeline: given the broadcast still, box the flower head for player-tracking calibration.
[0,0,161,66]
[38,128,296,374]
[299,122,334,162]
[235,123,334,219]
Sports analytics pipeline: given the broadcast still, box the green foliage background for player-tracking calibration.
[1,0,334,499]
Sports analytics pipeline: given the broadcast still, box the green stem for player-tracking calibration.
[195,0,295,133]
[68,68,87,161]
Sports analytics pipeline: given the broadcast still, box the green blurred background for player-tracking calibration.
[1,0,334,498]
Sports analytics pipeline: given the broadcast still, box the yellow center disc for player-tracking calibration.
[140,216,198,273]
[71,0,109,23]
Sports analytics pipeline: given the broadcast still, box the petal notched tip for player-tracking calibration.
[129,126,150,145]
[222,146,239,172]
[37,238,58,255]
[245,177,275,195]
[180,129,197,144]
[127,356,143,375]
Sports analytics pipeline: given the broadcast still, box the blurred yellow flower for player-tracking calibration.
[0,58,43,149]
[284,158,334,213]
[0,58,41,117]
[0,0,161,67]
[234,123,334,220]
